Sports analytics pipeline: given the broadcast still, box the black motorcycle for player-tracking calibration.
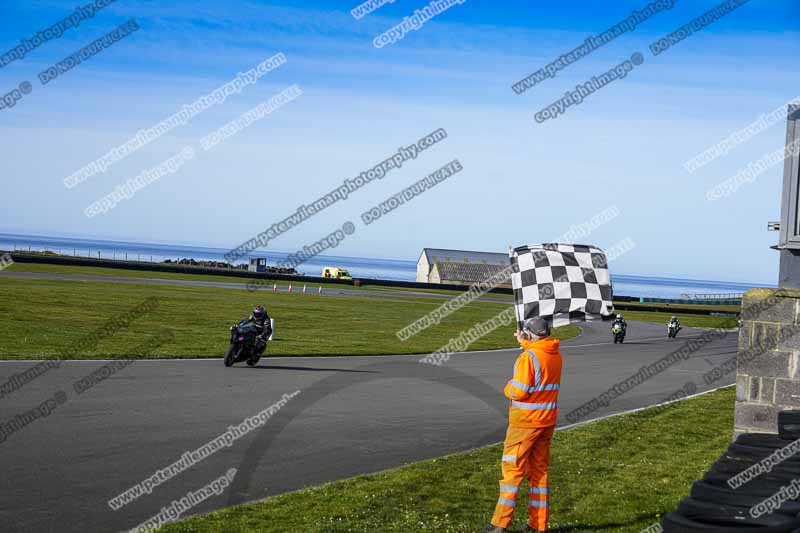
[612,322,626,344]
[224,319,265,367]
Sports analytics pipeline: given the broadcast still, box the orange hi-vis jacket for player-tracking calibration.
[503,337,563,428]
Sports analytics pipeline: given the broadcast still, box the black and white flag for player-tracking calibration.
[510,243,614,328]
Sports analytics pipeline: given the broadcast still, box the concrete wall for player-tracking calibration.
[416,252,430,283]
[428,262,440,284]
[735,288,800,435]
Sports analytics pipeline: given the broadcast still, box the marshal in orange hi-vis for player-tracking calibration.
[490,336,562,531]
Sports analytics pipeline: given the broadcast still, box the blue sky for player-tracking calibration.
[0,0,798,284]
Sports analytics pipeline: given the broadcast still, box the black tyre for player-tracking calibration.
[663,511,800,533]
[702,468,797,493]
[715,455,800,478]
[224,344,238,367]
[691,480,800,515]
[707,458,754,477]
[663,511,718,532]
[779,411,800,440]
[736,433,799,450]
[728,443,800,464]
[246,355,261,367]
[676,497,798,528]
[711,453,800,474]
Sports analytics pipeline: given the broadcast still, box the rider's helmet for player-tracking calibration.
[616,314,622,320]
[671,316,677,321]
[253,305,267,320]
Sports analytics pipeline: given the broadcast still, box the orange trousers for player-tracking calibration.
[490,425,555,531]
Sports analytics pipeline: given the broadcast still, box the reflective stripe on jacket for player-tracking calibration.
[504,337,563,428]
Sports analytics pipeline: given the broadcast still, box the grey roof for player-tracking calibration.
[421,248,508,266]
[432,261,512,284]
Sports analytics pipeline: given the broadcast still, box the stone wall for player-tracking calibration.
[734,287,800,435]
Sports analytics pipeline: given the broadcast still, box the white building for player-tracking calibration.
[248,257,268,272]
[416,248,511,286]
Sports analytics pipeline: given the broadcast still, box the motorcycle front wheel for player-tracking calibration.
[224,344,239,367]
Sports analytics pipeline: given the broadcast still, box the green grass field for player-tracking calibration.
[616,309,739,330]
[158,387,734,533]
[4,261,350,288]
[0,262,739,359]
[616,300,740,313]
[4,262,744,310]
[3,261,514,300]
[0,275,582,359]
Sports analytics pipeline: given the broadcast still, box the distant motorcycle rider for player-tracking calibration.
[668,316,681,337]
[243,305,272,354]
[613,314,627,332]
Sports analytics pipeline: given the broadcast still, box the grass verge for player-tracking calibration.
[160,387,734,533]
[618,309,738,329]
[4,263,738,333]
[0,261,738,358]
[0,276,579,359]
[4,262,359,289]
[616,300,740,313]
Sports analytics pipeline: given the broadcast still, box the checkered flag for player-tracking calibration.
[509,243,614,328]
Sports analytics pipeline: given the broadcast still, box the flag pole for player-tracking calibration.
[508,244,522,328]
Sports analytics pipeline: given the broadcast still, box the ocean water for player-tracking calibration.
[0,232,415,283]
[0,232,771,299]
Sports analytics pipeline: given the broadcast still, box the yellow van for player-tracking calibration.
[322,267,352,280]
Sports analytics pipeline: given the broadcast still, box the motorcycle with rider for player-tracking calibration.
[668,316,682,339]
[611,314,627,344]
[225,305,272,367]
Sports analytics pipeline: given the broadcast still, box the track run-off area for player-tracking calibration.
[0,313,736,533]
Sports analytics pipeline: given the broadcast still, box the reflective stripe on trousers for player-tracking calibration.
[490,425,555,531]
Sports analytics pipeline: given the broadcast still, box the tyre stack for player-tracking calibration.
[663,413,800,532]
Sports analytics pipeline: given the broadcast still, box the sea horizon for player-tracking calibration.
[0,231,773,299]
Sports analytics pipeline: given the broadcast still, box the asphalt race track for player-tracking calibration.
[0,318,737,533]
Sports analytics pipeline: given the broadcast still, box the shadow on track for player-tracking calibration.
[242,364,379,373]
[228,356,509,507]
